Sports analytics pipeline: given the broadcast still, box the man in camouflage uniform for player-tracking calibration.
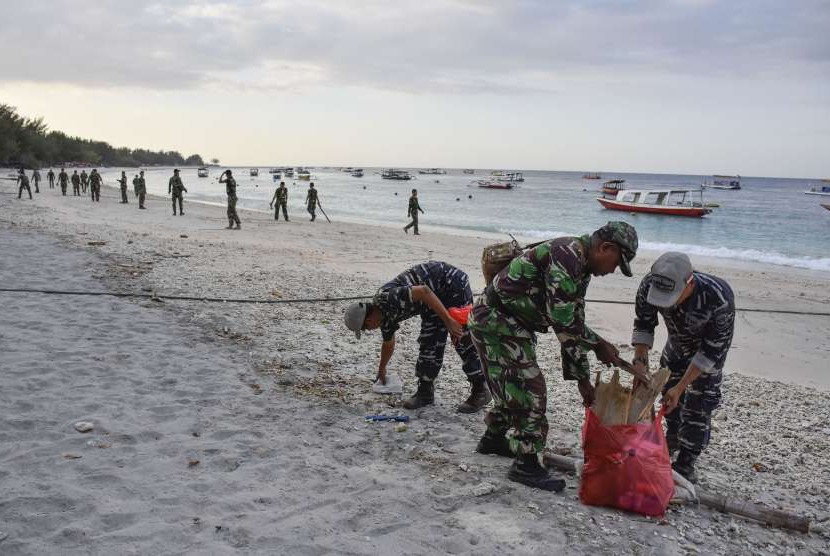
[80,169,89,194]
[31,169,41,193]
[168,169,187,215]
[344,261,491,413]
[47,168,55,189]
[468,222,645,491]
[305,182,318,221]
[219,169,241,229]
[403,188,424,235]
[89,169,102,202]
[71,170,81,196]
[117,171,129,203]
[269,181,289,221]
[135,170,147,209]
[632,252,735,483]
[58,168,69,196]
[16,169,32,199]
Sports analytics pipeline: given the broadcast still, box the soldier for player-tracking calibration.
[269,181,289,221]
[71,170,81,196]
[468,222,646,491]
[47,168,55,189]
[89,169,102,202]
[80,169,89,194]
[16,169,32,199]
[135,170,147,209]
[31,169,41,193]
[305,182,318,221]
[117,171,129,203]
[403,188,424,235]
[168,169,187,215]
[219,169,241,229]
[58,168,69,196]
[631,252,735,483]
[344,261,491,413]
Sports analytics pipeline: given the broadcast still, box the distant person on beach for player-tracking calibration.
[468,222,643,492]
[80,169,89,194]
[343,261,492,414]
[269,181,289,221]
[71,170,81,196]
[58,168,68,196]
[403,188,424,235]
[47,168,55,189]
[168,169,188,215]
[31,169,40,193]
[133,174,139,197]
[631,252,735,484]
[135,170,147,209]
[16,169,32,199]
[89,169,102,202]
[219,169,241,229]
[305,182,318,221]
[118,171,128,203]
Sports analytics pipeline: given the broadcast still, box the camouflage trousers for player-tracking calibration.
[274,201,288,221]
[468,301,547,455]
[18,183,32,199]
[72,183,81,196]
[172,192,184,214]
[90,185,100,202]
[404,214,419,234]
[227,196,240,225]
[663,359,723,459]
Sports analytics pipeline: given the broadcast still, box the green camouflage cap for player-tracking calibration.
[594,221,638,277]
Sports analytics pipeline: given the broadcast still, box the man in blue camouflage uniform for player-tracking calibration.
[344,261,491,413]
[468,222,647,491]
[632,252,735,483]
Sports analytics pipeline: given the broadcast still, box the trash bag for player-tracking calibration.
[448,305,472,326]
[579,407,675,517]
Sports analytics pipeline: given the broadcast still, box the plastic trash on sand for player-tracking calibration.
[372,373,403,395]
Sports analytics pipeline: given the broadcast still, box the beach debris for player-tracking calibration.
[592,368,670,425]
[468,482,497,497]
[180,234,188,239]
[394,423,408,433]
[74,421,94,433]
[188,459,200,468]
[372,373,403,395]
[62,453,82,459]
[458,463,469,472]
[87,439,110,448]
[87,241,107,246]
[248,383,263,395]
[365,414,410,423]
[752,462,769,473]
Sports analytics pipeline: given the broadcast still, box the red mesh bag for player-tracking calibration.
[579,407,675,517]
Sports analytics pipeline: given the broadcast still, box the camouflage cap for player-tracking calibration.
[594,221,638,277]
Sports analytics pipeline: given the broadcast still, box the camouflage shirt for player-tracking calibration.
[633,271,735,375]
[276,186,288,202]
[224,175,237,198]
[58,171,69,184]
[17,173,29,186]
[408,196,422,217]
[89,172,102,186]
[135,176,146,194]
[169,175,185,194]
[71,173,80,185]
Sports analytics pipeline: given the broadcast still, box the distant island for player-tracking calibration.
[0,103,205,169]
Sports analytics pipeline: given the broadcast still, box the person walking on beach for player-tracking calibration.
[269,181,289,221]
[71,170,81,196]
[16,168,32,199]
[468,222,646,492]
[219,169,241,229]
[47,168,55,189]
[80,169,89,194]
[404,188,424,235]
[631,252,735,484]
[58,168,69,196]
[344,261,492,414]
[89,169,102,202]
[31,169,41,193]
[305,182,318,221]
[118,171,129,203]
[135,170,147,209]
[168,169,187,215]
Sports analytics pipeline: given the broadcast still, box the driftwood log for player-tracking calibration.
[542,453,811,533]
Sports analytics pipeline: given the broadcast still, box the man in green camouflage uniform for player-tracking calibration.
[16,169,32,199]
[80,169,89,194]
[47,168,55,189]
[118,171,129,203]
[58,168,69,196]
[305,182,318,221]
[168,169,187,215]
[269,181,289,221]
[468,222,645,491]
[135,171,147,209]
[219,169,241,229]
[89,169,102,202]
[403,188,424,235]
[71,170,81,196]
[31,169,41,193]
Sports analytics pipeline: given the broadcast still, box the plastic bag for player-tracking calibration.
[579,407,675,517]
[448,305,472,326]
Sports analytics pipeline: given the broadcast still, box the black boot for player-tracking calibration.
[666,434,680,456]
[476,433,513,458]
[402,380,434,410]
[507,454,566,492]
[672,450,698,484]
[457,378,492,413]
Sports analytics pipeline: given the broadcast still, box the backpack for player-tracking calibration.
[481,235,546,285]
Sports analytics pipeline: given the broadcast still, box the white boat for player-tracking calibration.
[498,172,524,183]
[250,168,259,177]
[268,168,280,174]
[805,182,830,196]
[475,180,515,190]
[381,169,412,180]
[703,175,741,190]
[283,168,294,178]
[463,169,475,174]
[351,168,364,177]
[419,168,446,175]
[197,167,209,178]
[597,188,713,217]
[297,169,311,180]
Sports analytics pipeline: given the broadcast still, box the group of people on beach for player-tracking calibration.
[344,222,735,492]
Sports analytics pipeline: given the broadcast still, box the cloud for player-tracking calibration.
[1,0,828,94]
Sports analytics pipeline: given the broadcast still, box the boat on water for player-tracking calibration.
[381,169,412,180]
[497,172,524,183]
[351,168,364,177]
[583,173,602,180]
[250,168,259,177]
[463,169,475,174]
[597,188,713,217]
[341,167,354,173]
[297,169,311,180]
[283,168,294,178]
[703,175,741,190]
[268,168,280,174]
[805,183,830,196]
[419,168,446,175]
[601,179,626,196]
[475,179,515,190]
[272,173,281,181]
[821,203,830,211]
[197,167,209,178]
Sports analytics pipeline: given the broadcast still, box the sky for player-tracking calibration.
[1,0,828,177]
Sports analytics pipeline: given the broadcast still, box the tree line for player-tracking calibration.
[0,103,205,169]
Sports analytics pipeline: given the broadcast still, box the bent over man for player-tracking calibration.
[344,261,491,413]
[631,252,735,483]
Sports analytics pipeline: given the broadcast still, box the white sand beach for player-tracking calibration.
[1,184,829,554]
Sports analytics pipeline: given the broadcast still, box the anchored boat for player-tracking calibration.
[805,182,830,196]
[463,169,475,174]
[197,167,209,178]
[583,173,602,180]
[601,179,626,196]
[703,175,741,190]
[597,188,713,217]
[351,168,364,177]
[381,169,412,180]
[250,168,259,177]
[297,168,311,180]
[418,168,446,175]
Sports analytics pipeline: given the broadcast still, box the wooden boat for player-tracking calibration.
[463,169,475,174]
[351,168,364,177]
[268,168,280,174]
[498,172,524,183]
[197,167,209,178]
[250,168,259,177]
[601,179,625,196]
[418,168,446,175]
[703,175,741,190]
[583,173,602,180]
[283,168,294,178]
[475,180,514,190]
[297,169,311,180]
[805,183,830,196]
[597,188,713,217]
[381,169,412,180]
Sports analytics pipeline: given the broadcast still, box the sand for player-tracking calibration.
[1,183,829,554]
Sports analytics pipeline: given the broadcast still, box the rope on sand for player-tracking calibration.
[0,287,828,316]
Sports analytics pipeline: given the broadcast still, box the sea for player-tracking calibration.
[94,167,830,273]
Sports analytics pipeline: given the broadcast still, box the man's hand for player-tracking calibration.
[446,319,464,345]
[376,368,387,386]
[662,385,683,414]
[577,378,595,407]
[593,338,619,366]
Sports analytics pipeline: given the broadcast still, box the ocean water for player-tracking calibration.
[103,167,830,272]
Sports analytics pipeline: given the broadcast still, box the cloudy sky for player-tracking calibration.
[2,0,828,177]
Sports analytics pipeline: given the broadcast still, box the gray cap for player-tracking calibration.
[344,302,368,339]
[647,252,693,307]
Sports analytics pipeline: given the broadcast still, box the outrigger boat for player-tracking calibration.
[283,168,294,178]
[381,169,412,180]
[597,188,713,217]
[703,175,741,190]
[250,168,259,177]
[351,168,364,177]
[418,168,446,175]
[474,179,515,190]
[805,182,830,196]
[297,168,311,180]
[601,179,625,196]
[583,173,602,180]
[197,167,209,178]
[498,172,524,183]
